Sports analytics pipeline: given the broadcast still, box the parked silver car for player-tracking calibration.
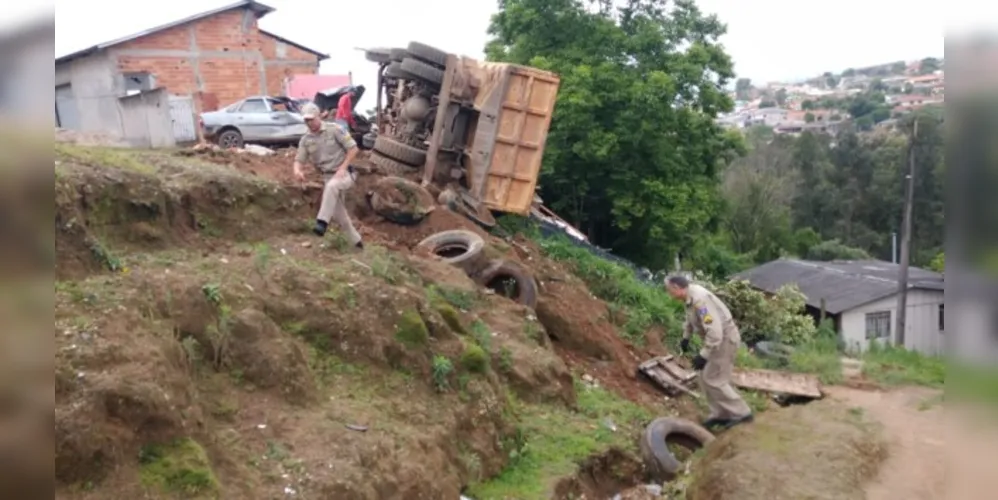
[200,96,308,149]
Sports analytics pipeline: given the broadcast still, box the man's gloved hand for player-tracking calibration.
[679,338,690,354]
[692,354,708,371]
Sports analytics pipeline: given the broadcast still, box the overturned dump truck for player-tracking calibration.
[363,42,561,219]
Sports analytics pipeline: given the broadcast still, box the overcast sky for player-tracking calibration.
[46,0,985,107]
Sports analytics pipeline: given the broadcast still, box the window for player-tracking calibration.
[938,304,944,332]
[238,98,269,113]
[865,311,891,340]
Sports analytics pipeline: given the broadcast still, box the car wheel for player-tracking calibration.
[406,41,448,68]
[373,135,427,166]
[400,58,444,86]
[217,129,243,149]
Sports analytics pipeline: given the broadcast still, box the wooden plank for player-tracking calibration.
[732,369,823,399]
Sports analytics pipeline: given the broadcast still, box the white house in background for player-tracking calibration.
[733,258,945,355]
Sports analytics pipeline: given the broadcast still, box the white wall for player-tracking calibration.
[55,52,126,136]
[839,289,944,355]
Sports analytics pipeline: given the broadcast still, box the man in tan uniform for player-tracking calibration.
[293,103,363,250]
[666,274,753,429]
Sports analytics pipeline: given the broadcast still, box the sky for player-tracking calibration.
[46,0,985,108]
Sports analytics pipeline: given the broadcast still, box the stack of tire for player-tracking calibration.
[364,41,449,176]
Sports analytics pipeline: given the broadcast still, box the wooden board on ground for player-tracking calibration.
[638,355,701,399]
[732,368,823,399]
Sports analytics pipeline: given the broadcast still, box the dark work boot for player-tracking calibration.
[701,417,730,429]
[312,220,328,237]
[355,241,364,251]
[722,413,755,429]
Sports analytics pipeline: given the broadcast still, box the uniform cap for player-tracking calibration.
[301,103,321,119]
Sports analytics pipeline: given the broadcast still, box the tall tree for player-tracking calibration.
[485,0,742,268]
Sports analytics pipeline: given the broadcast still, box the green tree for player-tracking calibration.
[842,68,856,77]
[804,112,815,123]
[801,100,816,110]
[919,57,941,74]
[891,60,907,74]
[759,100,776,108]
[485,0,742,268]
[775,88,788,106]
[735,78,753,100]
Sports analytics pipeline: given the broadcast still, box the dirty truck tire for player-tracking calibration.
[217,129,243,149]
[400,57,444,86]
[373,135,427,166]
[754,341,795,364]
[384,62,416,81]
[365,48,391,64]
[368,176,436,226]
[389,47,409,62]
[454,190,497,230]
[406,41,448,68]
[369,152,418,176]
[415,230,485,274]
[474,259,538,308]
[640,417,715,482]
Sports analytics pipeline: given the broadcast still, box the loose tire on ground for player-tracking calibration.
[454,189,497,229]
[217,129,243,149]
[400,57,444,86]
[406,41,448,68]
[474,259,538,308]
[369,152,418,176]
[373,135,427,166]
[639,417,715,482]
[415,230,486,274]
[367,176,436,225]
[389,47,409,62]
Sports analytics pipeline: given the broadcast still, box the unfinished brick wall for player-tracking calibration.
[112,7,321,107]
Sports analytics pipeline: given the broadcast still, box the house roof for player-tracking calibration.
[56,1,327,64]
[732,258,944,314]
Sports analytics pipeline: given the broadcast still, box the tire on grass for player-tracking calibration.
[373,135,427,166]
[473,259,538,308]
[400,57,444,86]
[640,417,716,482]
[415,230,485,274]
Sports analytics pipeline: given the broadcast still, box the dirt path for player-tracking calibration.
[822,386,944,500]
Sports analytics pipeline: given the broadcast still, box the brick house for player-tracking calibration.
[55,0,328,139]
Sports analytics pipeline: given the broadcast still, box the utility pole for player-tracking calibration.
[895,117,918,347]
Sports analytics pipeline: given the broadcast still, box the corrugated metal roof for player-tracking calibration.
[56,1,284,65]
[732,258,944,314]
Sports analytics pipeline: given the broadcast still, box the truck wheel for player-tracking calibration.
[384,61,419,81]
[400,58,444,86]
[217,129,243,149]
[389,48,409,62]
[365,48,391,64]
[406,41,448,68]
[368,176,436,226]
[373,136,426,166]
[474,259,537,308]
[416,230,486,274]
[369,153,418,176]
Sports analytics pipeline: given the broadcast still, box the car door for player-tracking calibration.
[266,98,307,141]
[234,98,272,141]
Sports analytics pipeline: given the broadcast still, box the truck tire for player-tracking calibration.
[454,188,496,230]
[640,417,715,482]
[406,41,448,68]
[474,259,537,308]
[415,230,486,274]
[367,176,436,226]
[384,61,419,81]
[373,136,426,166]
[365,48,391,64]
[369,153,418,176]
[400,58,444,86]
[389,47,409,62]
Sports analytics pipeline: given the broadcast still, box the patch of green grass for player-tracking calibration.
[467,379,652,499]
[394,308,429,347]
[787,336,844,385]
[139,438,218,498]
[948,362,998,404]
[431,355,454,392]
[367,246,410,284]
[522,227,683,345]
[461,342,490,373]
[861,343,945,388]
[55,143,157,175]
[470,319,492,351]
[426,284,477,310]
[434,302,466,334]
[498,346,514,373]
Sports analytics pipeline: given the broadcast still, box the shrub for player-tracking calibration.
[710,280,816,345]
[461,343,489,373]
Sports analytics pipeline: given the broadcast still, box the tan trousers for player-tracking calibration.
[699,334,753,419]
[318,173,361,246]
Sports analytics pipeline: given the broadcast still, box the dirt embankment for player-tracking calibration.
[53,145,679,499]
